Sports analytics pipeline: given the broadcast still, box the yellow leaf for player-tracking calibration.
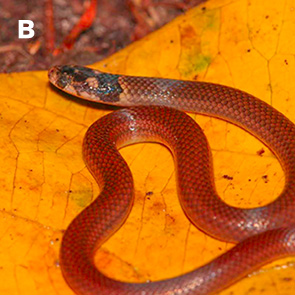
[1,0,295,294]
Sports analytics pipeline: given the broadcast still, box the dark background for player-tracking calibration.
[0,0,205,73]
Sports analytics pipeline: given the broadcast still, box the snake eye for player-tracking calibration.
[73,73,87,82]
[56,74,71,89]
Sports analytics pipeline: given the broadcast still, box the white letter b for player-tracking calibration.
[18,20,35,39]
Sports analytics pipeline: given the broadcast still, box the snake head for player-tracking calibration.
[48,65,123,103]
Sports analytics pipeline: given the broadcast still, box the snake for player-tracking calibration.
[48,65,295,295]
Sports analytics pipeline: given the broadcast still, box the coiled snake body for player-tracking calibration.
[48,65,295,295]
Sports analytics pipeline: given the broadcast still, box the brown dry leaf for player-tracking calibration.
[1,0,295,294]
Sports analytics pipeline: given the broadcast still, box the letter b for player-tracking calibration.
[18,20,35,39]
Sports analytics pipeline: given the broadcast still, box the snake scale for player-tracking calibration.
[48,65,295,295]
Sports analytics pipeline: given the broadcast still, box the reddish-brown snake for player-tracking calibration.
[48,65,295,295]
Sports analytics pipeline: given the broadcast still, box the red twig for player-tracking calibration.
[44,0,55,53]
[53,0,97,56]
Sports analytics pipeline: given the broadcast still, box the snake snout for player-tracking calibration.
[48,65,60,84]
